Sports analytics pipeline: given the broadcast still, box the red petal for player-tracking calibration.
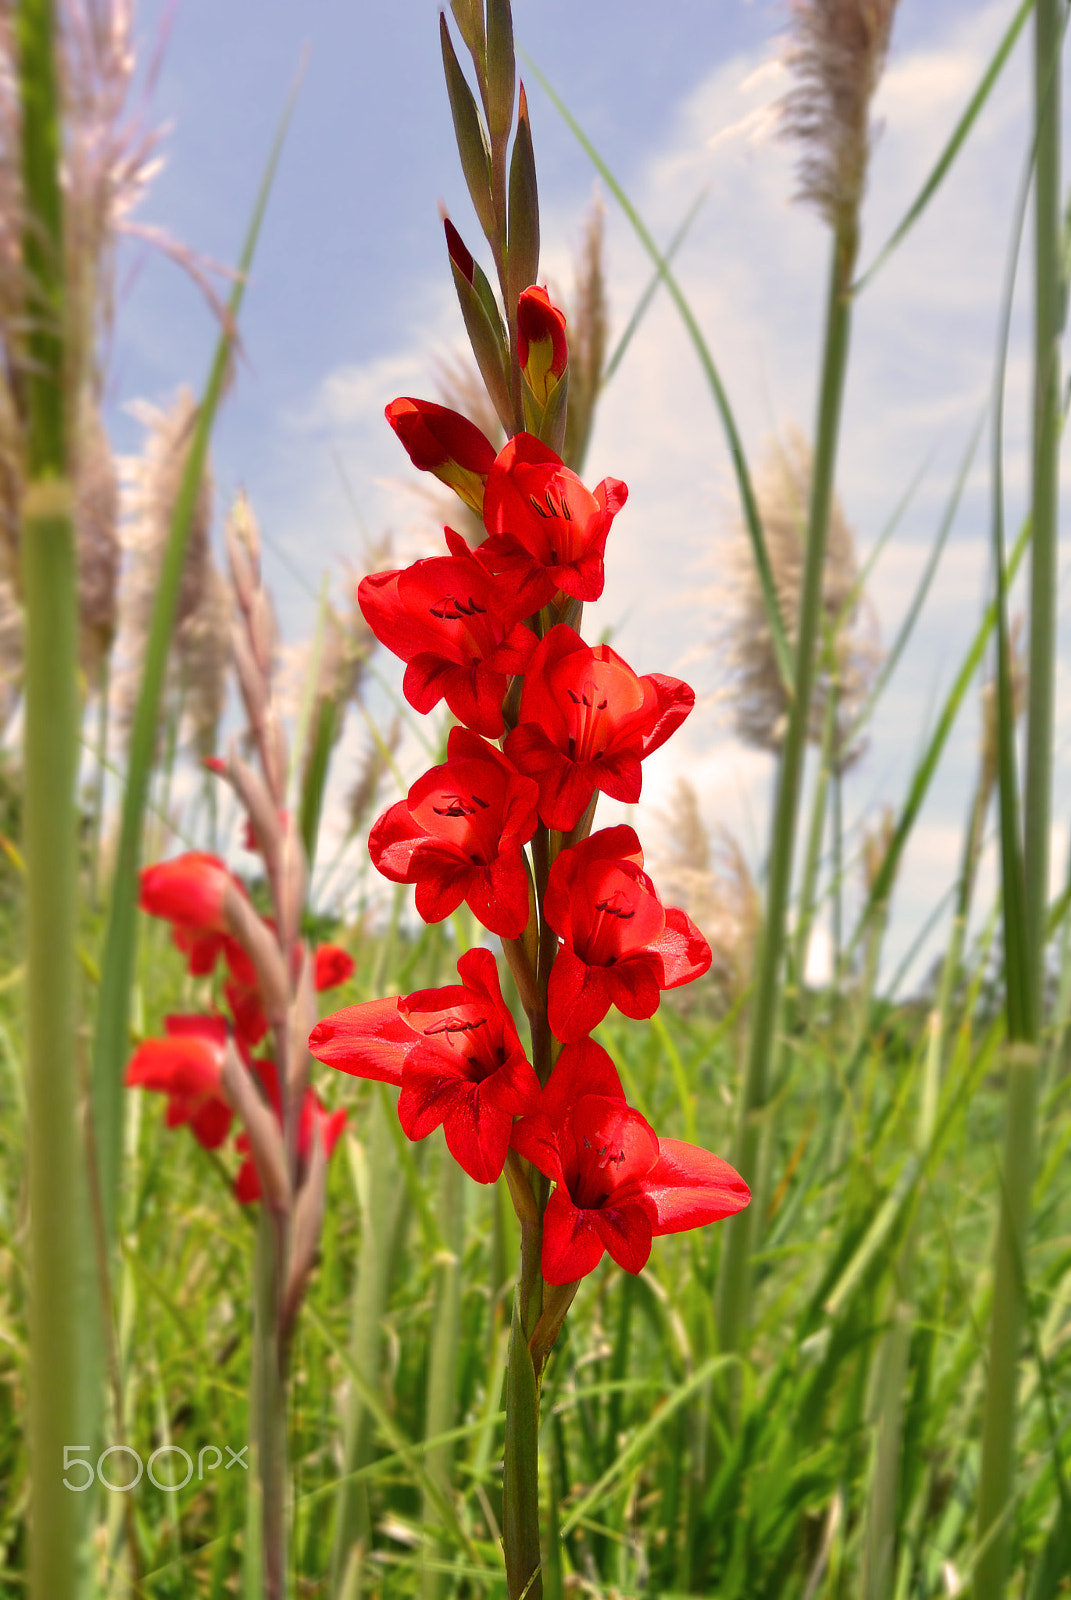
[639,1140,751,1233]
[308,997,411,1085]
[638,674,696,757]
[140,852,231,932]
[540,1039,626,1123]
[547,947,613,1043]
[190,1097,234,1150]
[652,907,713,989]
[466,854,532,939]
[234,1157,261,1205]
[541,1186,606,1285]
[593,1201,654,1274]
[442,1089,515,1183]
[509,1111,566,1185]
[315,944,355,991]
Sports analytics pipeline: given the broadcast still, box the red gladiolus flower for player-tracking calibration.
[472,434,627,609]
[315,944,355,991]
[125,1014,234,1149]
[504,626,695,831]
[140,851,231,933]
[218,937,267,1048]
[369,727,538,939]
[543,825,711,1042]
[234,1058,348,1204]
[140,852,249,977]
[309,948,540,1184]
[385,397,496,515]
[358,549,539,739]
[510,1039,750,1284]
[517,286,568,405]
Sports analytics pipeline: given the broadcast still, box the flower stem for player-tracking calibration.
[248,1209,289,1600]
[422,1153,465,1600]
[18,1,98,1595]
[716,219,858,1356]
[974,5,1061,1595]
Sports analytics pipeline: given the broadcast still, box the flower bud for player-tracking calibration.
[517,286,568,406]
[385,396,496,515]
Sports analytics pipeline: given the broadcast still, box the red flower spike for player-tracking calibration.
[125,1014,234,1150]
[315,944,355,991]
[357,551,539,739]
[543,825,712,1042]
[309,948,540,1184]
[140,851,232,936]
[235,1060,347,1204]
[510,1039,750,1285]
[385,397,497,516]
[369,727,538,939]
[476,434,627,609]
[517,286,568,405]
[504,626,695,832]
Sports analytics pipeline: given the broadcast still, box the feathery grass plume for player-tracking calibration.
[562,193,608,475]
[75,399,120,685]
[713,428,882,770]
[113,387,214,739]
[179,560,232,757]
[0,0,164,583]
[860,803,895,901]
[779,0,900,231]
[347,713,401,837]
[656,777,760,1013]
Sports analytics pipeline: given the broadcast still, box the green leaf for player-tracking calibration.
[448,244,513,433]
[441,14,497,249]
[485,0,516,155]
[503,1292,543,1600]
[506,84,540,325]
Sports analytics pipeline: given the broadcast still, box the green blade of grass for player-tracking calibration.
[525,56,794,697]
[601,186,709,388]
[17,3,97,1596]
[847,410,985,748]
[91,82,297,1249]
[849,512,1030,955]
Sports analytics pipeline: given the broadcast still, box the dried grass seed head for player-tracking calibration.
[656,778,761,1012]
[562,192,608,475]
[779,0,900,229]
[712,428,882,770]
[113,387,214,737]
[75,398,120,682]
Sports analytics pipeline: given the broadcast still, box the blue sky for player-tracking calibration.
[112,1,1070,988]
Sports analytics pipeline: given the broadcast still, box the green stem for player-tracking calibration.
[18,2,98,1596]
[793,693,835,990]
[248,1209,289,1600]
[974,4,1061,1591]
[715,220,857,1355]
[330,1091,401,1599]
[421,1153,465,1600]
[863,760,990,1600]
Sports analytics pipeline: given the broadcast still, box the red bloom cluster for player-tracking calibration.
[130,851,352,1202]
[320,297,748,1284]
